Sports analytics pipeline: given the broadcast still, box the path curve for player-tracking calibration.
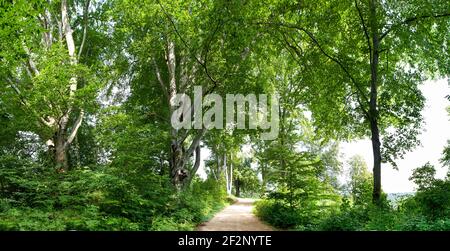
[197,198,273,231]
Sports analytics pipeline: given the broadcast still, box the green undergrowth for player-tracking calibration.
[255,181,450,231]
[0,155,229,230]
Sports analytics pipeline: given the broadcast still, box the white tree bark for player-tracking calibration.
[163,38,208,188]
[224,154,229,194]
[224,154,233,195]
[229,162,233,195]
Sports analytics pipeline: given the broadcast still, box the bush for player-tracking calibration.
[318,205,368,231]
[255,199,303,229]
[318,191,450,231]
[0,155,229,230]
[413,180,450,219]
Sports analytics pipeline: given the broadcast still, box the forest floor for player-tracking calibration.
[196,198,273,231]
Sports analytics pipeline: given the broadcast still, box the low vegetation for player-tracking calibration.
[0,154,229,230]
[255,162,450,231]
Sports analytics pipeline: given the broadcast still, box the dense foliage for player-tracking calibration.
[0,154,229,230]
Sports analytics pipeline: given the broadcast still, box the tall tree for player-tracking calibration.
[264,0,450,204]
[0,0,101,171]
[110,0,263,188]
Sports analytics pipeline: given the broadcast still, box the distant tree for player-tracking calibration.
[233,158,260,197]
[347,155,373,206]
[410,162,436,191]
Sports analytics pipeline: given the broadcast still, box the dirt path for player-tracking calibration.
[197,198,273,231]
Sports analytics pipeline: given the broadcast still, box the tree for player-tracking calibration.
[253,50,340,215]
[263,0,450,204]
[0,0,102,171]
[346,155,373,206]
[110,0,264,188]
[203,130,245,195]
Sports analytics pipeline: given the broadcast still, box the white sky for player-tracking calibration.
[198,78,450,193]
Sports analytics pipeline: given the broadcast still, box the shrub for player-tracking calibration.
[255,199,303,229]
[0,155,229,230]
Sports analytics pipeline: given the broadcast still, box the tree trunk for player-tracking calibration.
[370,118,382,204]
[224,154,231,195]
[261,163,267,193]
[214,155,220,180]
[170,142,186,187]
[55,142,68,172]
[54,129,68,172]
[183,145,201,188]
[50,0,84,172]
[228,162,233,195]
[369,0,382,205]
[163,38,206,189]
[224,154,234,195]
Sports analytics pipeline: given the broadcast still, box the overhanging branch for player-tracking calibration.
[257,21,371,118]
[355,0,372,57]
[266,22,370,105]
[153,58,169,102]
[157,0,218,91]
[380,13,450,41]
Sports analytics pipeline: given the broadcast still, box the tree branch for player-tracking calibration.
[6,76,55,127]
[183,128,206,164]
[22,45,40,76]
[77,0,90,60]
[153,58,169,102]
[39,8,53,49]
[380,13,450,41]
[7,77,28,107]
[182,144,202,188]
[66,109,84,147]
[201,16,222,70]
[157,0,218,89]
[265,22,370,106]
[281,31,304,59]
[258,21,371,117]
